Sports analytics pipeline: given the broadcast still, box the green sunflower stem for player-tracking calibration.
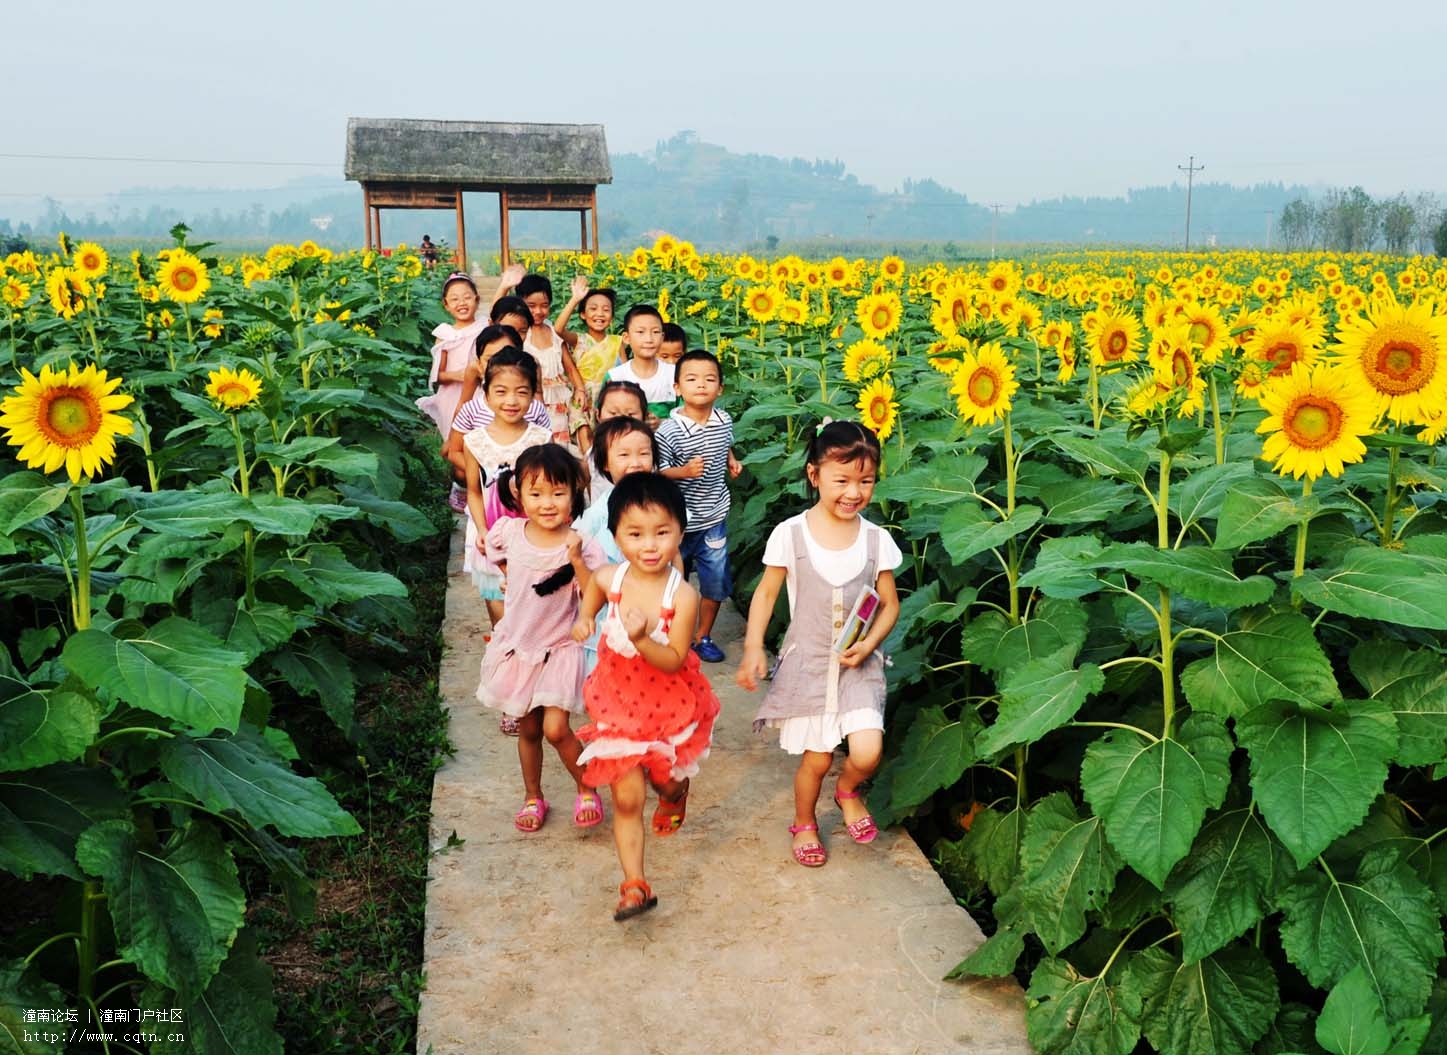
[1003,411,1020,622]
[134,406,161,493]
[78,880,101,1007]
[1157,447,1172,549]
[1159,585,1176,741]
[1380,443,1400,545]
[68,487,92,633]
[1294,478,1314,580]
[230,414,257,606]
[1208,373,1225,465]
[1089,361,1102,430]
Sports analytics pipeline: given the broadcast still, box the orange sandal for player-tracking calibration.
[652,779,689,837]
[613,879,658,922]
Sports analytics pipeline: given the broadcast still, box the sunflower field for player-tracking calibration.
[0,232,451,1053]
[526,237,1447,1055]
[3,230,1447,1054]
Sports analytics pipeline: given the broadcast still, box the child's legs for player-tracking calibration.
[793,750,833,825]
[838,728,884,792]
[485,599,504,629]
[686,522,732,641]
[540,706,588,790]
[516,709,545,799]
[610,767,647,882]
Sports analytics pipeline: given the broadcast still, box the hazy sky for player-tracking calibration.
[6,0,1446,215]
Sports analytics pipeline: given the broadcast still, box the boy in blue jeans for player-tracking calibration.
[656,348,742,661]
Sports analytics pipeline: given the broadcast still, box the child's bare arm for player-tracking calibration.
[736,565,786,690]
[571,566,609,641]
[839,569,901,669]
[554,277,587,348]
[489,262,525,314]
[464,450,487,552]
[630,584,698,673]
[560,344,586,391]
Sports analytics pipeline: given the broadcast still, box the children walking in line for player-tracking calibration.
[419,273,487,510]
[655,350,743,663]
[572,473,720,920]
[735,421,902,868]
[443,325,552,494]
[478,444,607,832]
[606,305,679,423]
[462,347,552,640]
[512,274,586,445]
[555,280,622,451]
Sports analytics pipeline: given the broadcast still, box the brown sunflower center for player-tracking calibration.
[871,306,892,330]
[215,381,253,407]
[1171,350,1193,387]
[1365,329,1434,394]
[867,395,889,422]
[952,300,969,327]
[968,368,999,406]
[172,267,198,292]
[42,390,101,444]
[1264,342,1300,376]
[1188,321,1213,346]
[1103,329,1128,360]
[1283,397,1342,450]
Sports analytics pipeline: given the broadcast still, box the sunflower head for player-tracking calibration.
[1256,363,1376,480]
[950,342,1019,427]
[842,340,894,384]
[743,285,781,322]
[1331,296,1447,425]
[157,251,211,304]
[205,366,264,411]
[73,242,109,280]
[856,376,899,441]
[856,292,902,339]
[0,362,135,483]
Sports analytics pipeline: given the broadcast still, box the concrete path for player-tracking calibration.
[416,526,1031,1055]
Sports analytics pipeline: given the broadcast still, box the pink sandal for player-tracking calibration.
[788,823,828,867]
[573,791,604,828]
[834,788,879,844]
[499,715,520,736]
[514,798,549,833]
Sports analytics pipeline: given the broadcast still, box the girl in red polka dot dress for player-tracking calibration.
[571,472,720,921]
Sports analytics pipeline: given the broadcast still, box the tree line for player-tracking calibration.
[1275,188,1446,255]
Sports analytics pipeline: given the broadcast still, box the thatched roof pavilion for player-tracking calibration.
[344,119,612,268]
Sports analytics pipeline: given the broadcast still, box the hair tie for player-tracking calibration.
[815,416,835,435]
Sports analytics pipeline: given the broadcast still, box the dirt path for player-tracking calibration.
[416,525,1031,1054]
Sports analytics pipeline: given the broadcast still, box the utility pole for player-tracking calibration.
[989,203,1004,259]
[1178,155,1204,250]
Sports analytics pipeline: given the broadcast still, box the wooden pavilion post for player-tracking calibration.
[454,187,467,271]
[578,210,587,252]
[374,207,382,249]
[362,186,373,250]
[589,189,599,255]
[499,190,511,266]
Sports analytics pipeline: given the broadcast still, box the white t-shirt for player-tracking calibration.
[607,359,677,413]
[762,513,903,615]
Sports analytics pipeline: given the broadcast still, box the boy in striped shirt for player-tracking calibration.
[656,348,743,662]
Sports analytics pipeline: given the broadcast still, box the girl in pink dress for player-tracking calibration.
[477,444,608,833]
[571,473,720,921]
[417,273,486,438]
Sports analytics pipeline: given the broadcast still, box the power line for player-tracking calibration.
[0,151,335,168]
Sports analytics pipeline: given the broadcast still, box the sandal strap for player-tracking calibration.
[788,823,819,834]
[835,788,863,801]
[619,878,653,897]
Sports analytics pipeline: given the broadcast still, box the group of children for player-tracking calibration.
[418,267,904,921]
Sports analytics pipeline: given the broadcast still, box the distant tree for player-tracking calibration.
[1414,193,1443,254]
[1318,186,1379,251]
[1436,217,1447,258]
[1277,198,1316,250]
[1380,195,1416,255]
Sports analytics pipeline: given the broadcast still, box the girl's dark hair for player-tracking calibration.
[622,304,662,328]
[582,288,616,310]
[607,472,686,535]
[592,415,655,482]
[595,379,647,417]
[495,444,589,596]
[491,295,530,324]
[516,274,553,302]
[473,323,523,358]
[483,346,539,393]
[804,420,882,477]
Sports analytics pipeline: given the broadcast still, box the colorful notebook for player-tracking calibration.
[834,586,881,653]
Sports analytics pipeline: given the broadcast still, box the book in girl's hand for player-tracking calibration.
[834,586,881,653]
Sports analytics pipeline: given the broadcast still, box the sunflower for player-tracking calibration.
[202,308,225,339]
[824,257,851,287]
[743,285,781,322]
[856,376,898,441]
[1152,329,1207,417]
[930,283,973,336]
[950,342,1019,427]
[879,256,906,283]
[1056,334,1079,383]
[1256,363,1376,480]
[1180,301,1229,363]
[984,262,1020,297]
[1246,317,1320,379]
[3,276,30,309]
[1331,296,1447,425]
[45,267,91,319]
[777,299,808,325]
[1124,375,1170,417]
[1084,307,1143,367]
[72,242,109,280]
[857,292,902,338]
[157,251,210,304]
[0,362,135,483]
[842,340,893,384]
[205,366,264,411]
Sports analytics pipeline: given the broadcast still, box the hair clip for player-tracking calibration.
[815,416,835,435]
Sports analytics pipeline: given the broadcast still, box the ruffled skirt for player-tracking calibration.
[476,638,586,717]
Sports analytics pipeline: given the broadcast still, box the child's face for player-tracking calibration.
[518,471,574,530]
[625,314,663,361]
[485,367,534,423]
[497,312,531,340]
[657,340,684,365]
[806,455,877,522]
[443,283,478,324]
[598,390,646,423]
[522,292,552,327]
[606,430,654,481]
[582,294,614,333]
[614,503,681,572]
[674,359,722,410]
